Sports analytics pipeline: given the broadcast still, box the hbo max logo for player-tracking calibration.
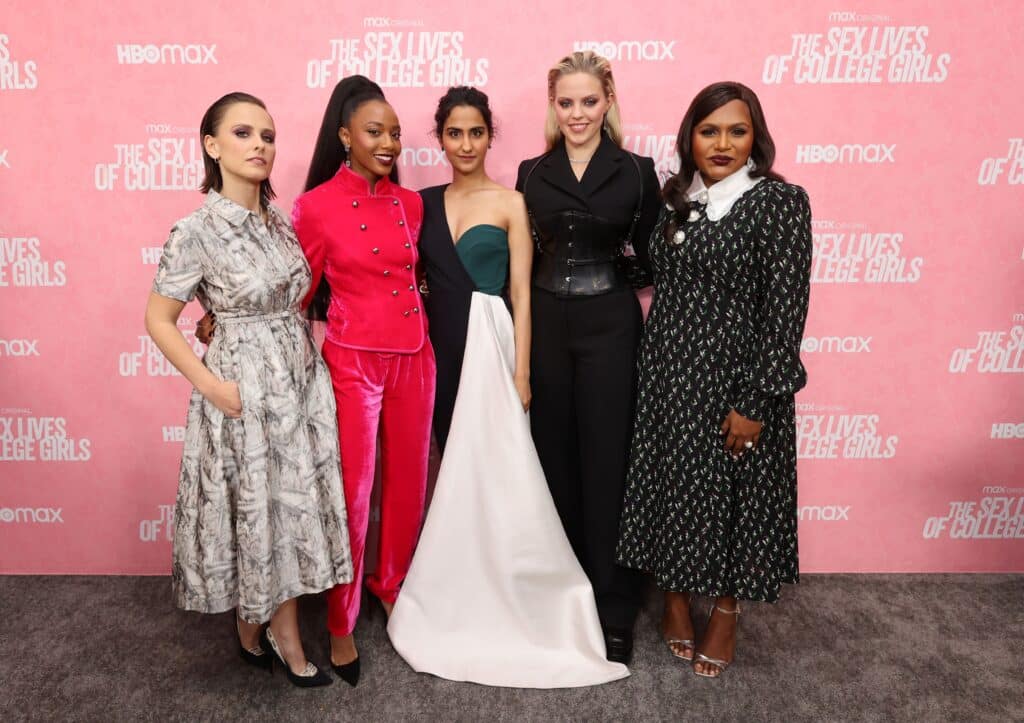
[991,423,1024,439]
[0,507,64,523]
[796,144,895,164]
[400,147,449,168]
[572,40,676,61]
[801,336,872,353]
[798,505,850,521]
[116,44,217,65]
[0,339,39,356]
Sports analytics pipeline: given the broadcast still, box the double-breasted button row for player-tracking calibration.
[356,214,406,231]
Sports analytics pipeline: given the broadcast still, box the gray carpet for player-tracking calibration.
[0,575,1021,721]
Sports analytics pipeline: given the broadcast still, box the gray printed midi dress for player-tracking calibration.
[152,190,353,623]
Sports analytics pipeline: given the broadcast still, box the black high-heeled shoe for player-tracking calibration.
[603,627,634,664]
[329,638,361,687]
[260,628,332,688]
[238,640,273,672]
[236,617,272,672]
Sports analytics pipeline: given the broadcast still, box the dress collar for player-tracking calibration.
[333,164,395,196]
[204,189,259,227]
[685,167,763,222]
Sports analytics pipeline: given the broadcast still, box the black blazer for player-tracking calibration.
[515,132,662,274]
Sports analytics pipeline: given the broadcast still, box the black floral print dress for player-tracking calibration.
[616,178,812,603]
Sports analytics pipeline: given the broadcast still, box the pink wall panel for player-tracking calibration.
[1,0,1021,573]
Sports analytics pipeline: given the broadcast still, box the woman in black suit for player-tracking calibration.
[515,51,661,663]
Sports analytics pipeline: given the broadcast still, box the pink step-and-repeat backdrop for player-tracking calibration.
[1,1,1022,574]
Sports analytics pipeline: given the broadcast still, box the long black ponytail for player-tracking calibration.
[305,75,401,320]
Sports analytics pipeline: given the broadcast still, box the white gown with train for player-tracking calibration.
[387,225,629,687]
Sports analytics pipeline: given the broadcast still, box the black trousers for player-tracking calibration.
[530,286,644,631]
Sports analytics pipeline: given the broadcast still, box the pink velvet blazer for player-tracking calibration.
[293,166,427,353]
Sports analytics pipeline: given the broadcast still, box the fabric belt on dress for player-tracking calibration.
[216,309,300,325]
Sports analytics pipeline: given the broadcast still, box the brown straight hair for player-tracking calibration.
[199,92,276,208]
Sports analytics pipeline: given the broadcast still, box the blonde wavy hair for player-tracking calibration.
[544,51,623,151]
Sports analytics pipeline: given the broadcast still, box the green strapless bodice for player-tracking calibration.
[455,224,508,295]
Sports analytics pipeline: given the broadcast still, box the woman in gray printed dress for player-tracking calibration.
[144,93,352,688]
[616,82,812,679]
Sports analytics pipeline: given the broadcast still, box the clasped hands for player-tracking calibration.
[721,409,762,458]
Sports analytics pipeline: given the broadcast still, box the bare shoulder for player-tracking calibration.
[498,186,527,213]
[471,182,517,211]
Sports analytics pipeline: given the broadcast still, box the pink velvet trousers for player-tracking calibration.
[321,340,436,637]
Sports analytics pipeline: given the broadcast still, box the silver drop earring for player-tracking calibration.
[745,157,755,171]
[343,144,351,167]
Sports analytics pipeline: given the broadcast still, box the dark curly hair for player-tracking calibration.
[433,86,495,140]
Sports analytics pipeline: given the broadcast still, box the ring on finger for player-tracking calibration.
[744,440,754,449]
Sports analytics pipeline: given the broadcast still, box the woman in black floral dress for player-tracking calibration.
[616,82,811,678]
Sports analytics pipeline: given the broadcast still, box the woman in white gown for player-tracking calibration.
[386,87,629,688]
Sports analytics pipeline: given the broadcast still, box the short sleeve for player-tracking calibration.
[152,223,203,302]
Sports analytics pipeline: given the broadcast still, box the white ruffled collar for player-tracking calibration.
[685,167,763,222]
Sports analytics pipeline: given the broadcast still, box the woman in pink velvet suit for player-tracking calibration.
[295,76,435,686]
[196,77,432,686]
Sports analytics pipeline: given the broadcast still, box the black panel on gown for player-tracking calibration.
[418,185,477,452]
